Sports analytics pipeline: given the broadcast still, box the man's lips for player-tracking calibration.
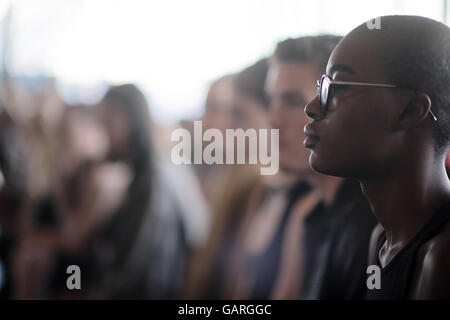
[303,125,320,148]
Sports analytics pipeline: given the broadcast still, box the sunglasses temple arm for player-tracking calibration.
[429,109,438,121]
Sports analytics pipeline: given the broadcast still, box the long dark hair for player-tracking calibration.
[95,84,154,280]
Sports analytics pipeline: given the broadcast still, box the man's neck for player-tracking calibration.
[360,150,450,249]
[308,174,343,205]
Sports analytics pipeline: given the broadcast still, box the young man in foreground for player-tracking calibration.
[304,15,450,299]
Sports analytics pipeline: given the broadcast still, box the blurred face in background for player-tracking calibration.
[56,107,109,177]
[265,60,321,173]
[202,76,234,133]
[200,76,234,159]
[97,101,131,160]
[229,89,269,131]
[227,87,269,164]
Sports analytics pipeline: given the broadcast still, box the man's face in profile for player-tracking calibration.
[304,32,402,178]
[265,60,321,173]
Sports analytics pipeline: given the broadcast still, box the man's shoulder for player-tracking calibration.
[421,202,450,274]
[413,221,450,299]
[423,219,450,267]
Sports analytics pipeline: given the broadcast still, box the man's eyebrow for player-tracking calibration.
[327,64,356,76]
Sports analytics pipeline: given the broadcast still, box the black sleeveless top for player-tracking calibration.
[366,201,450,300]
[245,180,314,299]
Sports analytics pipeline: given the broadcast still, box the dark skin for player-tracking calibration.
[304,31,450,299]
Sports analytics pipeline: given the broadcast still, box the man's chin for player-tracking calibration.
[309,152,332,176]
[309,158,350,178]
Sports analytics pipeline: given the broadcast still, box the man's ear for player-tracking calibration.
[396,92,432,131]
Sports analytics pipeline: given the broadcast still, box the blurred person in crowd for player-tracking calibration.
[226,36,375,300]
[89,84,187,299]
[264,36,375,299]
[11,104,118,299]
[189,74,235,205]
[12,84,207,299]
[185,59,271,299]
[304,16,450,299]
[0,78,64,299]
[94,84,208,298]
[0,99,31,299]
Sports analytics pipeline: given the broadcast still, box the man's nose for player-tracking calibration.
[304,95,322,121]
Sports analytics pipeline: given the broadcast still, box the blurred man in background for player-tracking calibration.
[185,59,271,299]
[257,35,376,299]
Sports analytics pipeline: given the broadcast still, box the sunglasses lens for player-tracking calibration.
[320,76,329,113]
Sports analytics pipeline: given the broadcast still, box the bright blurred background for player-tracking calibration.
[1,0,448,124]
[1,0,450,301]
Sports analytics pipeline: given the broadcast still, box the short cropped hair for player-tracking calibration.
[233,58,269,109]
[351,15,450,153]
[272,35,342,74]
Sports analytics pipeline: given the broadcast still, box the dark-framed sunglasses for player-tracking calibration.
[317,74,438,121]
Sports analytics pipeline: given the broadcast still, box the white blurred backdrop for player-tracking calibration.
[0,0,447,124]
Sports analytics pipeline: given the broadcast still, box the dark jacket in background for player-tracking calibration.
[301,179,376,300]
